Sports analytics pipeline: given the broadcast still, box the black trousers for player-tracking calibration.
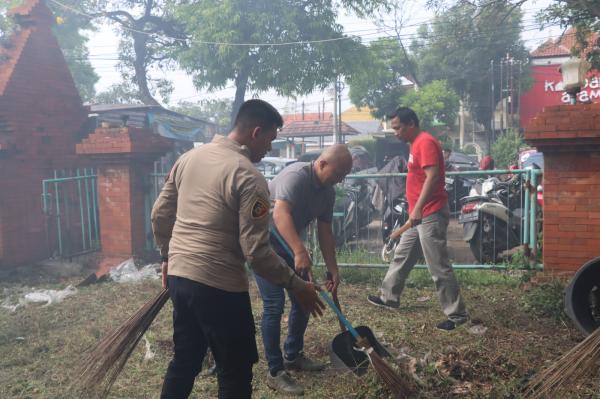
[160,276,258,399]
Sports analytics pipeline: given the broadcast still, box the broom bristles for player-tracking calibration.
[523,326,600,399]
[354,336,414,398]
[71,289,170,398]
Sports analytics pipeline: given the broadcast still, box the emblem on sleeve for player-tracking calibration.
[251,198,270,219]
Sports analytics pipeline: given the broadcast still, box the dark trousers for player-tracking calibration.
[254,235,309,374]
[160,276,258,399]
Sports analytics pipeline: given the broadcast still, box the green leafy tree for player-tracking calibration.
[348,38,414,118]
[400,80,460,133]
[411,0,530,130]
[86,0,186,105]
[491,128,525,169]
[93,82,143,104]
[173,0,384,123]
[172,99,232,133]
[541,1,600,68]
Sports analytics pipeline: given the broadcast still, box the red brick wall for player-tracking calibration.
[0,5,87,266]
[542,153,600,272]
[525,103,600,274]
[77,127,172,260]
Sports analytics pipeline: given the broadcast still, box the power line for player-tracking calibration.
[50,0,383,47]
[51,0,555,49]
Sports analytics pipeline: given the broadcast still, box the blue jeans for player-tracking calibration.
[254,235,309,374]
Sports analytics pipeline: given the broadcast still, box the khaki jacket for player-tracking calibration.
[151,135,305,293]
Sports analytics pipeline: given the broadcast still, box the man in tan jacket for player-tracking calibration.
[152,99,324,399]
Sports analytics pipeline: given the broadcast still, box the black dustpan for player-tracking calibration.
[325,280,390,376]
[330,324,390,376]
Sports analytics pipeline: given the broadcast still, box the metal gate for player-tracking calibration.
[41,168,100,258]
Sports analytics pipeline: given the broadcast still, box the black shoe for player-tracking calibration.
[367,294,399,309]
[436,320,456,331]
[436,318,468,331]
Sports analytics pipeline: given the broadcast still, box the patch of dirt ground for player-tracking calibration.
[0,267,598,398]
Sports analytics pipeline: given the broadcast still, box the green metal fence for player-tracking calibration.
[307,168,543,271]
[145,168,543,270]
[41,168,100,258]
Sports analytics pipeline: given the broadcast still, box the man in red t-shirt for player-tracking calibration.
[368,107,468,331]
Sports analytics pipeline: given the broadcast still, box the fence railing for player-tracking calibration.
[146,168,543,270]
[308,168,543,270]
[41,168,100,258]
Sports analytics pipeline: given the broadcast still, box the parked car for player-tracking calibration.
[254,157,296,176]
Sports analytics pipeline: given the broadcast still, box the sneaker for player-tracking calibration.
[367,294,399,309]
[436,318,468,331]
[284,352,326,372]
[266,370,304,396]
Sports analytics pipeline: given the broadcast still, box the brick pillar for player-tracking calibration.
[76,127,172,273]
[525,103,600,275]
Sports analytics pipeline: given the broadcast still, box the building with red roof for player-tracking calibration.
[520,28,599,128]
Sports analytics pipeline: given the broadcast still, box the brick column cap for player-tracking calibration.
[525,103,600,152]
[76,126,173,158]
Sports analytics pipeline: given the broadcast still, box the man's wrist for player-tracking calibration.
[161,256,168,262]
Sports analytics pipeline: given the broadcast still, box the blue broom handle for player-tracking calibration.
[270,227,361,340]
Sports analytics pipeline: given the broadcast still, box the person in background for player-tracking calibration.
[480,154,495,171]
[367,106,469,332]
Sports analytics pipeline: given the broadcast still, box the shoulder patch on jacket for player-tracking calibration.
[251,197,270,219]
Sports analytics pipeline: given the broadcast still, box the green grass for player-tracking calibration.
[0,269,598,398]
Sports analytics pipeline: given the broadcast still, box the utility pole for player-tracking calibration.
[332,81,339,145]
[337,78,345,144]
[499,58,504,136]
[490,59,495,154]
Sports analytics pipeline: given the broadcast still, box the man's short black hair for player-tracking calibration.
[234,99,283,132]
[388,107,419,128]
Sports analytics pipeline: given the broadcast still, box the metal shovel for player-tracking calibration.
[271,228,393,376]
[323,277,390,376]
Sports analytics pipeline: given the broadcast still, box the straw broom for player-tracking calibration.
[523,326,600,399]
[71,288,170,398]
[272,224,414,398]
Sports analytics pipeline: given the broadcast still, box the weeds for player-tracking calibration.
[520,279,567,321]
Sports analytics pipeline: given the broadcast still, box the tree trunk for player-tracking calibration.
[229,65,251,128]
[133,31,160,106]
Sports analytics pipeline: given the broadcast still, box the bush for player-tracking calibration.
[491,129,525,169]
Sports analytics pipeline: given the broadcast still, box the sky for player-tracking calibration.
[77,0,564,114]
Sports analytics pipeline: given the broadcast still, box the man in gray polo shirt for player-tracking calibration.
[255,144,352,396]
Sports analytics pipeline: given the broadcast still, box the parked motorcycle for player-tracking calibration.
[445,175,476,215]
[333,171,377,245]
[458,176,523,263]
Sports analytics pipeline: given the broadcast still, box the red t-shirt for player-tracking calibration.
[406,132,448,217]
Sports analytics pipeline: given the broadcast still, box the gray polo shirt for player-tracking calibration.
[269,162,336,235]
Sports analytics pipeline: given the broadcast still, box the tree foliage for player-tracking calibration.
[172,99,233,133]
[172,0,383,123]
[541,0,600,69]
[347,38,413,119]
[400,80,460,133]
[89,0,186,105]
[491,128,525,169]
[411,0,530,129]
